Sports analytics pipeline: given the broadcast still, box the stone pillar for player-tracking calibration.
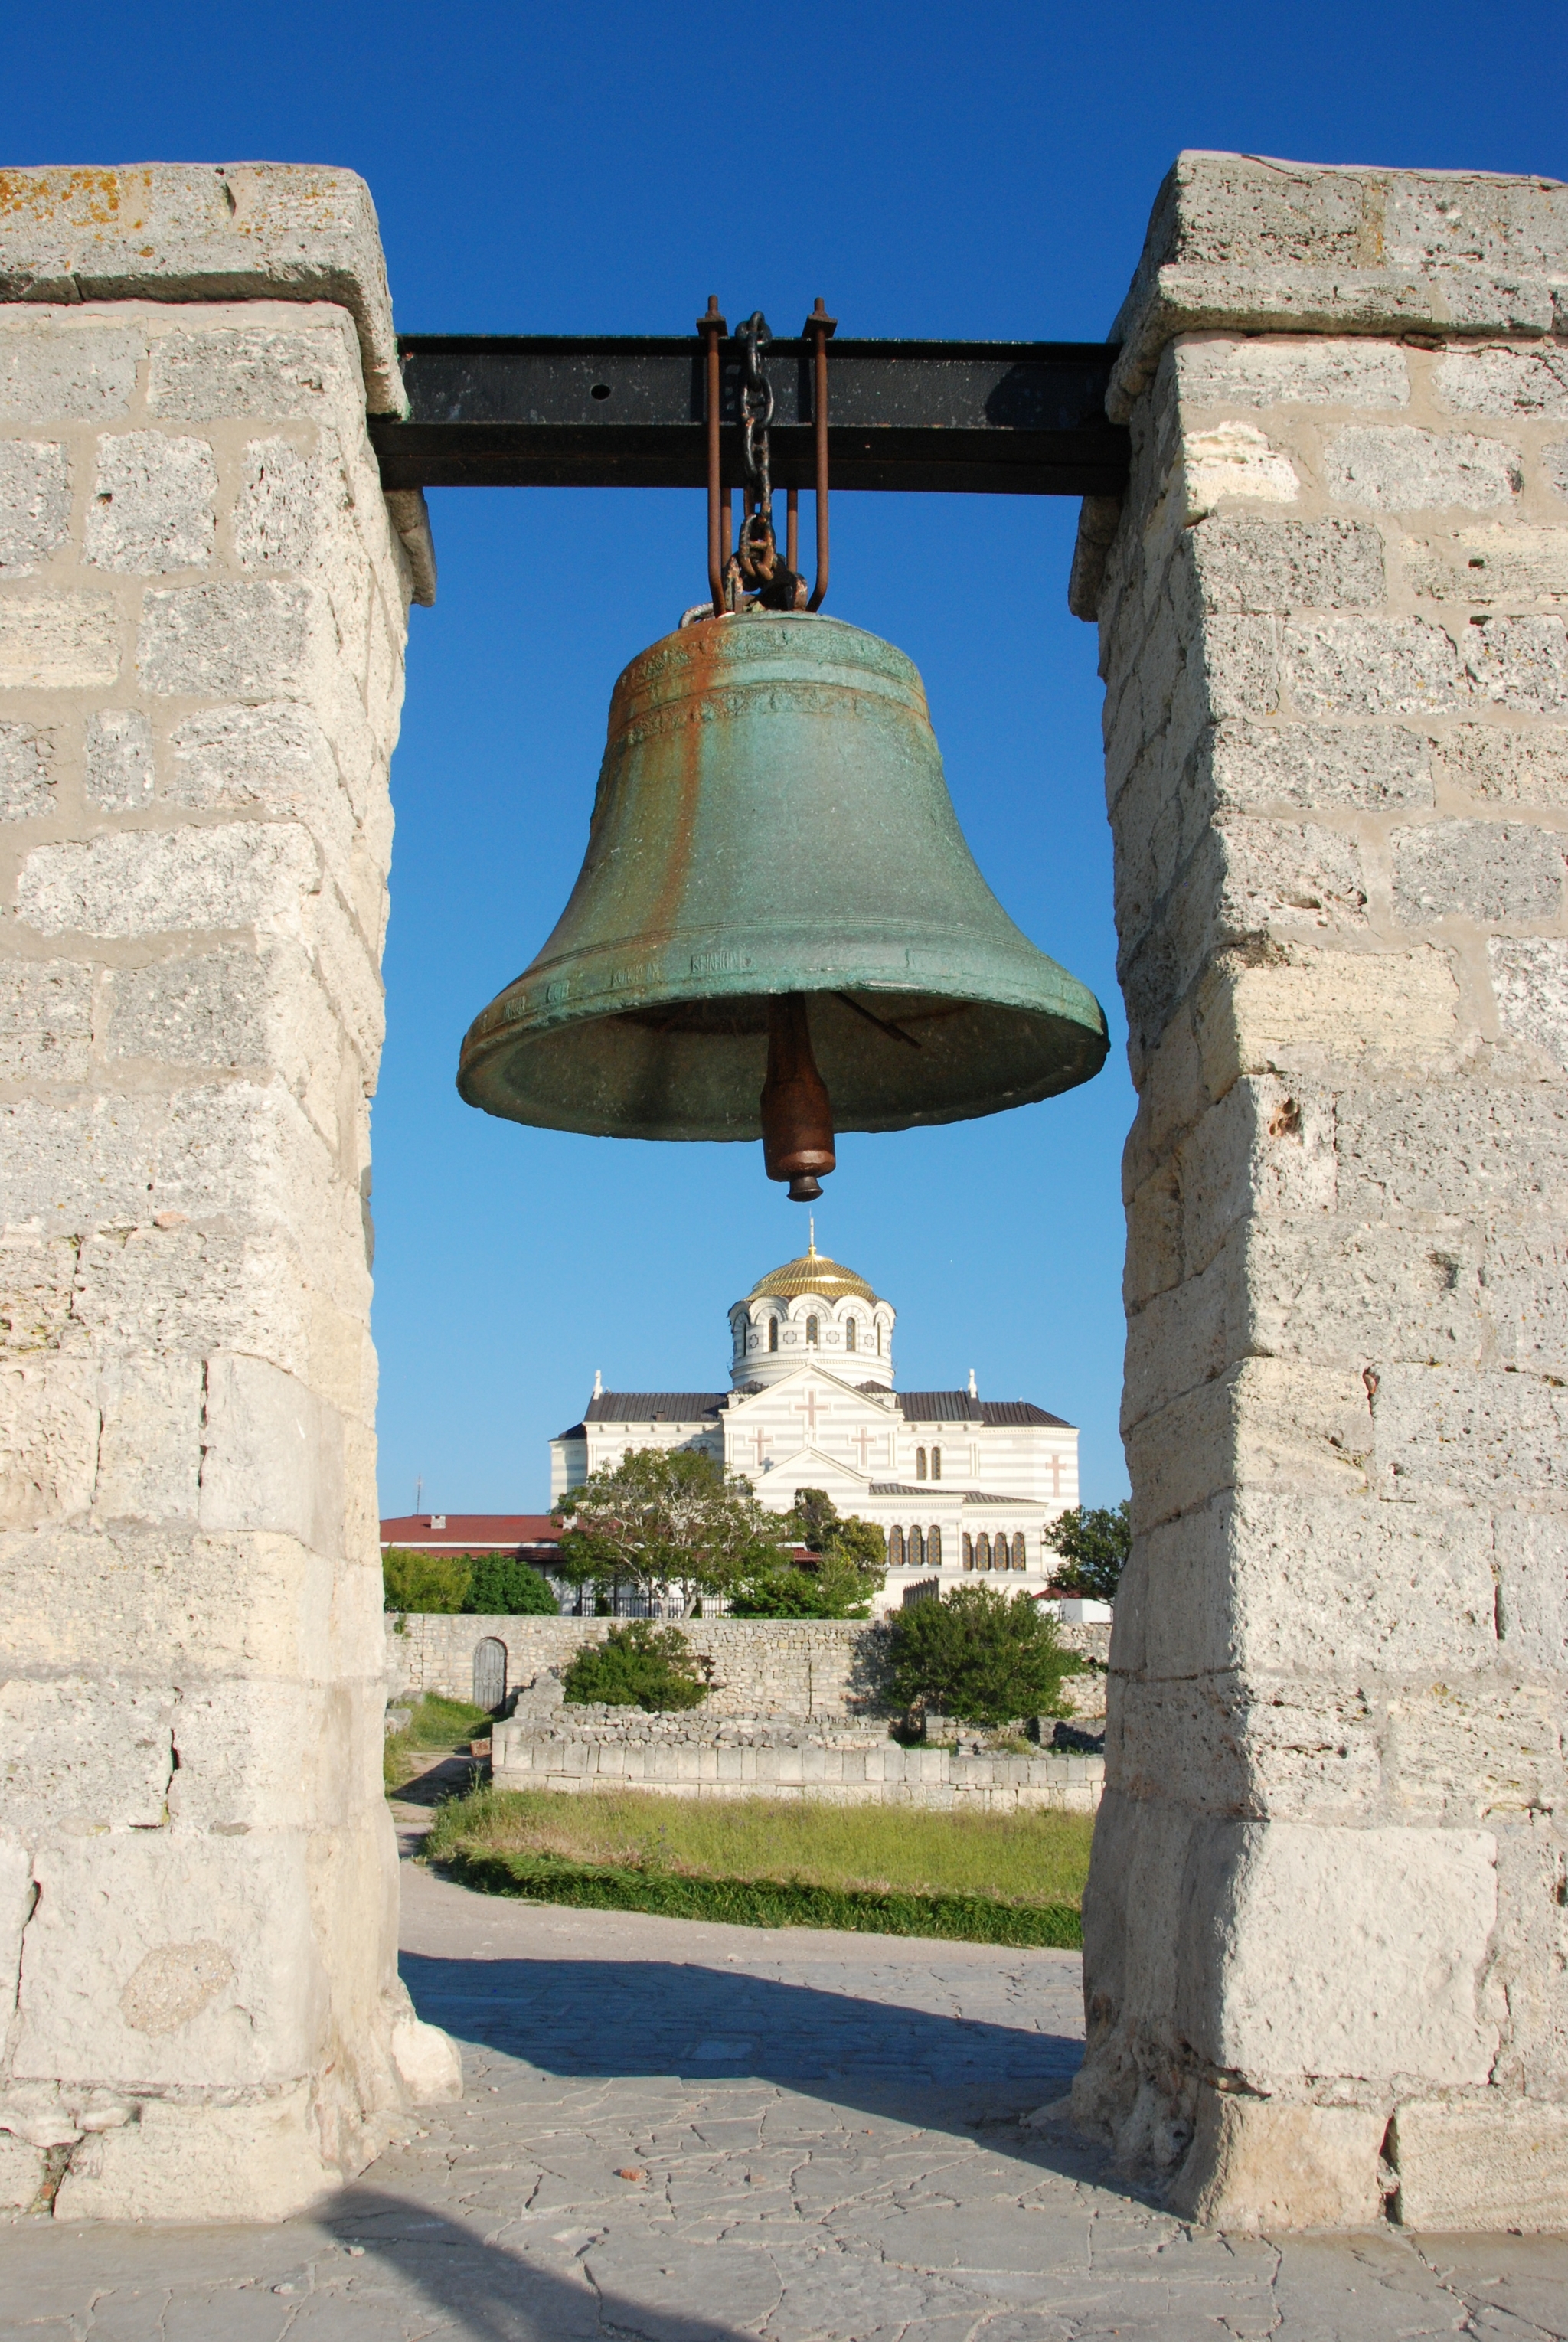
[1073,155,1568,2232]
[0,165,452,2222]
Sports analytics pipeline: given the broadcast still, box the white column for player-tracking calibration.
[1074,154,1568,2231]
[0,165,450,2221]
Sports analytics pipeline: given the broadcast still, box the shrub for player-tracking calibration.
[561,1620,710,1711]
[730,1488,887,1617]
[462,1553,560,1615]
[1044,1501,1129,1603]
[887,1583,1080,1727]
[383,1547,473,1614]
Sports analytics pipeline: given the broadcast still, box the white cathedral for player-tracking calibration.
[549,1233,1080,1615]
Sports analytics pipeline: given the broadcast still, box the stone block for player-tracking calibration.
[83,433,216,574]
[1432,722,1568,807]
[1383,1681,1564,1822]
[1435,344,1568,419]
[15,1831,325,2088]
[0,720,54,818]
[53,2081,333,2223]
[1209,718,1432,811]
[0,1355,98,1527]
[0,317,142,421]
[1194,942,1463,1096]
[0,2129,44,2212]
[0,168,401,412]
[1480,1218,1568,1374]
[390,2011,462,2107]
[1371,1364,1568,1500]
[1494,1511,1568,1670]
[95,1354,204,1523]
[198,1351,346,1560]
[0,1675,174,1829]
[1284,615,1469,717]
[1173,335,1410,412]
[1334,1079,1568,1216]
[0,590,120,689]
[168,1679,373,1834]
[1390,2097,1568,2230]
[1177,1077,1337,1279]
[1489,936,1568,1066]
[136,580,313,698]
[103,942,279,1072]
[1125,1358,1373,1530]
[1187,515,1385,612]
[148,315,362,422]
[1465,612,1568,713]
[1170,2094,1388,2230]
[15,821,319,940]
[1213,815,1370,933]
[1178,1821,1498,2086]
[1547,442,1568,503]
[1180,421,1299,509]
[1324,426,1522,512]
[0,960,93,1083]
[83,707,154,809]
[234,436,329,574]
[0,439,70,573]
[1403,524,1568,606]
[1392,818,1566,926]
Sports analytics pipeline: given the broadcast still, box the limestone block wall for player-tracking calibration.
[492,1709,1106,1813]
[386,1611,1112,1718]
[1073,155,1568,2232]
[0,167,445,2223]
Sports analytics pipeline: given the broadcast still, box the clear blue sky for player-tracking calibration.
[15,3,1566,1514]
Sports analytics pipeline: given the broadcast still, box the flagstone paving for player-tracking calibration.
[3,1809,1564,2340]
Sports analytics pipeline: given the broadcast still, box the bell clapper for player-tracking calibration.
[761,993,836,1202]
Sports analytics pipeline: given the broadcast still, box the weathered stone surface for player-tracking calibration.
[0,717,54,816]
[1174,334,1410,412]
[83,429,216,573]
[1390,2098,1568,2230]
[1080,154,1568,2227]
[1489,935,1568,1064]
[0,589,119,688]
[0,178,443,2223]
[1180,420,1299,508]
[1391,818,1566,925]
[0,438,70,571]
[1324,426,1522,511]
[0,316,141,421]
[0,165,403,412]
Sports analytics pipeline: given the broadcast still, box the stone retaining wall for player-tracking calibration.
[385,1612,1112,1719]
[491,1708,1104,1814]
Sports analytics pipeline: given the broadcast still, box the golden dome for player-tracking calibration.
[749,1231,879,1305]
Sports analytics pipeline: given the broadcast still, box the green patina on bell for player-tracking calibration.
[458,609,1108,1183]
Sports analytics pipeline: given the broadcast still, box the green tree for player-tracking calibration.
[553,1447,789,1610]
[382,1548,473,1614]
[1044,1502,1130,1603]
[462,1552,560,1615]
[730,1487,888,1618]
[887,1583,1080,1727]
[562,1619,710,1710]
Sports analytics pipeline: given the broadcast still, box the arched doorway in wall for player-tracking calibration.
[472,1635,508,1713]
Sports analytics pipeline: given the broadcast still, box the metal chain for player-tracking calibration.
[736,311,775,524]
[730,309,806,613]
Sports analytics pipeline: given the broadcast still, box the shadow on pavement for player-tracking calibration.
[322,2187,760,2342]
[401,1949,1083,2135]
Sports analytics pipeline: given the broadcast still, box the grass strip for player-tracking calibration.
[436,1847,1083,1948]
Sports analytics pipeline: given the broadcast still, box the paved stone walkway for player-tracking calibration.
[3,1805,1566,2338]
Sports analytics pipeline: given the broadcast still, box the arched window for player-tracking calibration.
[768,1318,779,1353]
[889,1524,905,1567]
[978,1532,991,1569]
[931,1445,942,1481]
[1013,1531,1027,1569]
[876,1322,882,1354]
[916,1447,926,1481]
[909,1525,925,1569]
[928,1525,942,1568]
[806,1314,818,1345]
[962,1533,974,1569]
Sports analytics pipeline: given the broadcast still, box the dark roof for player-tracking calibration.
[567,1392,727,1434]
[381,1513,560,1551]
[895,1391,1073,1429]
[870,1485,1032,1504]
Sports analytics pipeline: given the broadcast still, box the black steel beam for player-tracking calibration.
[369,336,1128,496]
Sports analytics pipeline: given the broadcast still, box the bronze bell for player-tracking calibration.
[457,606,1108,1198]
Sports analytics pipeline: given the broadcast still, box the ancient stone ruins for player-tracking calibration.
[1,153,1565,2231]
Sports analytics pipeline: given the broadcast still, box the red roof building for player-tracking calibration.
[379,1514,562,1556]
